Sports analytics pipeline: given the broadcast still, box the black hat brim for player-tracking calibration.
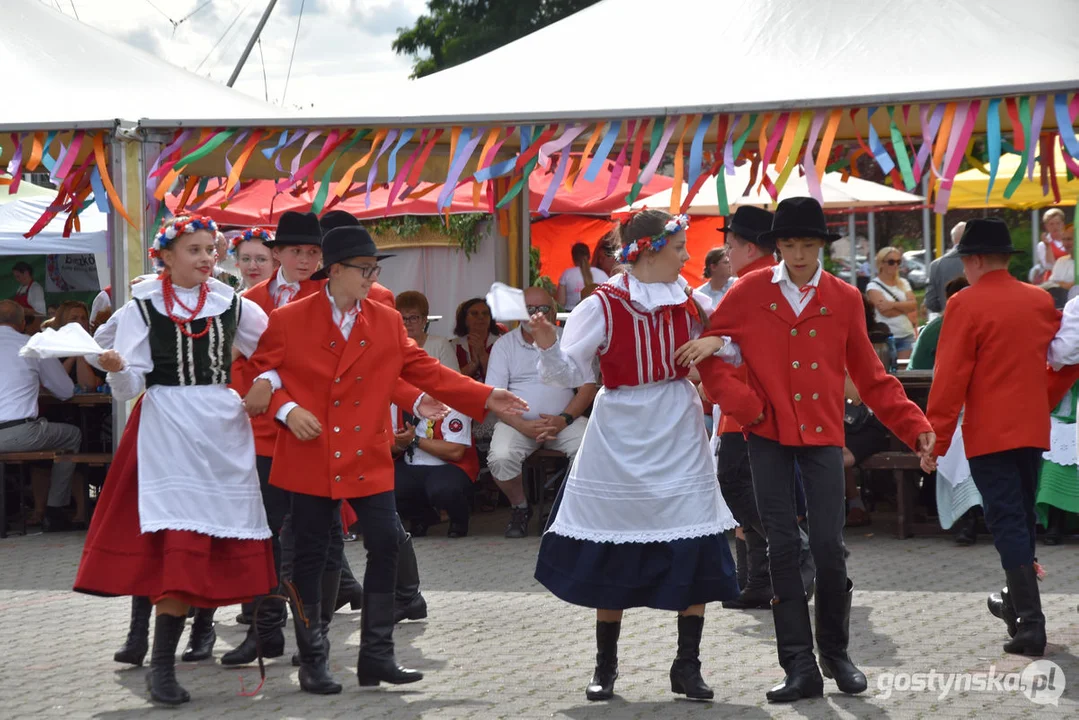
[311,253,396,281]
[758,227,842,244]
[956,245,1021,256]
[263,234,323,248]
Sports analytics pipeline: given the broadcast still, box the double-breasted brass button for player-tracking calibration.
[353,401,360,406]
[334,377,341,383]
[359,475,365,480]
[800,424,807,431]
[815,426,823,433]
[792,361,800,369]
[354,426,361,432]
[809,330,817,337]
[333,426,340,433]
[360,340,367,347]
[330,341,336,348]
[790,329,798,337]
[811,362,819,370]
[356,376,363,382]
[794,393,802,401]
[770,303,778,311]
[820,307,828,315]
[334,451,341,458]
[812,393,819,400]
[357,450,364,457]
[334,475,341,482]
[333,401,340,407]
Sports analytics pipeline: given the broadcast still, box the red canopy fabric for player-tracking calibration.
[531,214,725,290]
[167,166,674,226]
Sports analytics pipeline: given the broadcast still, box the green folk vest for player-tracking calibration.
[135,294,240,388]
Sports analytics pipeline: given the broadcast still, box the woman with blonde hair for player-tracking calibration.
[866,247,918,359]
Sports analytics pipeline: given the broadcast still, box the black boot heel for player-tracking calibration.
[669,615,714,700]
[585,620,619,701]
[147,613,191,706]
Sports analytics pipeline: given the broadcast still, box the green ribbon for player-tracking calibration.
[1003,97,1032,200]
[311,129,370,214]
[887,106,917,191]
[172,129,237,172]
[497,127,543,209]
[718,113,757,216]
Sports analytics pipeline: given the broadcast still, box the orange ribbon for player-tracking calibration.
[91,132,136,227]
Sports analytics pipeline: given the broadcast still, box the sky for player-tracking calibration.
[42,0,428,110]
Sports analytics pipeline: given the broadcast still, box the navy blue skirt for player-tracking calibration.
[534,485,740,611]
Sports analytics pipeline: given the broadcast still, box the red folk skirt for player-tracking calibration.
[73,398,277,607]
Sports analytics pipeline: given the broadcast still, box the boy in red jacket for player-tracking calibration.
[696,197,933,703]
[923,218,1061,657]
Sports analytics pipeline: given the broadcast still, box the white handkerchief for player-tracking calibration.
[486,282,531,322]
[19,323,105,359]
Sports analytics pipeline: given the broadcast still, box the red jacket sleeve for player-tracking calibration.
[926,299,976,456]
[397,318,492,421]
[1048,364,1079,409]
[391,380,423,413]
[696,283,765,426]
[246,309,296,421]
[845,296,932,451]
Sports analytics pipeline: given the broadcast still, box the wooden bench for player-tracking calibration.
[859,451,933,539]
[522,448,570,532]
[68,453,114,523]
[0,450,60,538]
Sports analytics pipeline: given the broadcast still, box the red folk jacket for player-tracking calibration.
[248,291,493,499]
[698,266,930,450]
[928,270,1060,458]
[231,279,417,457]
[714,255,777,436]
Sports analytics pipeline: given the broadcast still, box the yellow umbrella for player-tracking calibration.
[947,147,1079,209]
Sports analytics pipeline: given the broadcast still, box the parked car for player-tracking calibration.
[901,250,928,289]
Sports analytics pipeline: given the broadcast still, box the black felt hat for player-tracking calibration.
[268,211,322,247]
[312,226,394,281]
[319,210,360,233]
[721,206,776,249]
[758,196,842,244]
[955,217,1020,255]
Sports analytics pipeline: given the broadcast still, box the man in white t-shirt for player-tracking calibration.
[486,287,598,538]
[696,247,735,308]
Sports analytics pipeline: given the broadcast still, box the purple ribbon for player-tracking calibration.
[1028,95,1047,181]
[437,129,484,211]
[365,129,399,209]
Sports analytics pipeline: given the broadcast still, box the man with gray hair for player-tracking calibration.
[0,300,81,532]
[925,221,968,316]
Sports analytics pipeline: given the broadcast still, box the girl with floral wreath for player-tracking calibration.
[527,209,740,703]
[230,227,276,292]
[74,215,277,706]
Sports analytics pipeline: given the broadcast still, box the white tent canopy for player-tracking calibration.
[620,166,924,215]
[0,196,108,256]
[2,0,282,131]
[270,0,1079,127]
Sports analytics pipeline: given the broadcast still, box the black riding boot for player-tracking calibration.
[723,529,772,609]
[236,600,254,625]
[815,579,867,694]
[337,554,364,611]
[987,587,1018,638]
[181,607,217,662]
[394,533,428,623]
[765,597,824,703]
[221,595,287,666]
[734,535,748,589]
[288,590,342,695]
[292,570,343,667]
[1002,565,1046,656]
[357,592,424,686]
[585,620,620,701]
[1044,507,1064,546]
[114,596,152,666]
[669,614,714,700]
[146,613,190,706]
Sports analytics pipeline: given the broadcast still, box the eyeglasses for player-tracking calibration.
[526,305,552,315]
[340,262,382,278]
[239,256,271,265]
[882,259,901,266]
[400,314,425,324]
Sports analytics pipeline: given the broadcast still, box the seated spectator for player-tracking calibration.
[0,300,81,531]
[452,298,502,382]
[391,402,479,538]
[397,290,458,369]
[696,247,735,307]
[557,242,609,311]
[485,288,598,538]
[53,301,106,389]
[908,277,970,370]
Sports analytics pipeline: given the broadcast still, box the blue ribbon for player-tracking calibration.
[262,130,290,160]
[985,98,1002,203]
[583,121,622,183]
[90,167,109,212]
[385,128,415,184]
[865,107,896,174]
[1055,94,1079,159]
[688,115,713,189]
[40,131,58,172]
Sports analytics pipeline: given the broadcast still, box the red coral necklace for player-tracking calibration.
[161,274,212,340]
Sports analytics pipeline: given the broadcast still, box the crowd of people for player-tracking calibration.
[1,197,1076,708]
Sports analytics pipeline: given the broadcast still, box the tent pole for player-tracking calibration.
[867,211,876,278]
[848,212,857,286]
[519,192,531,288]
[228,0,279,88]
[922,176,932,261]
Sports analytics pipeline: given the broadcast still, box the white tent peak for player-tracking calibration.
[2,0,284,131]
[299,0,1079,125]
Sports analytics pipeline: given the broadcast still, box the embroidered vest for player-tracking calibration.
[592,281,694,389]
[136,295,240,388]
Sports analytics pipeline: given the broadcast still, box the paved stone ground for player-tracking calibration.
[2,509,1079,719]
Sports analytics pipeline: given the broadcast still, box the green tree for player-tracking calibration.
[393,0,602,78]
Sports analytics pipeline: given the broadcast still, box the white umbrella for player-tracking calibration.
[618,165,923,215]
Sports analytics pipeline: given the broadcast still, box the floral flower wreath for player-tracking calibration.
[229,227,274,255]
[149,216,218,268]
[619,214,690,263]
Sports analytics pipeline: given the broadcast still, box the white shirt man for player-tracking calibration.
[0,301,82,530]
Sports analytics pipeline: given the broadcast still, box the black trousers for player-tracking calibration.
[394,459,473,527]
[717,432,766,537]
[968,447,1041,570]
[747,435,846,602]
[255,456,292,573]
